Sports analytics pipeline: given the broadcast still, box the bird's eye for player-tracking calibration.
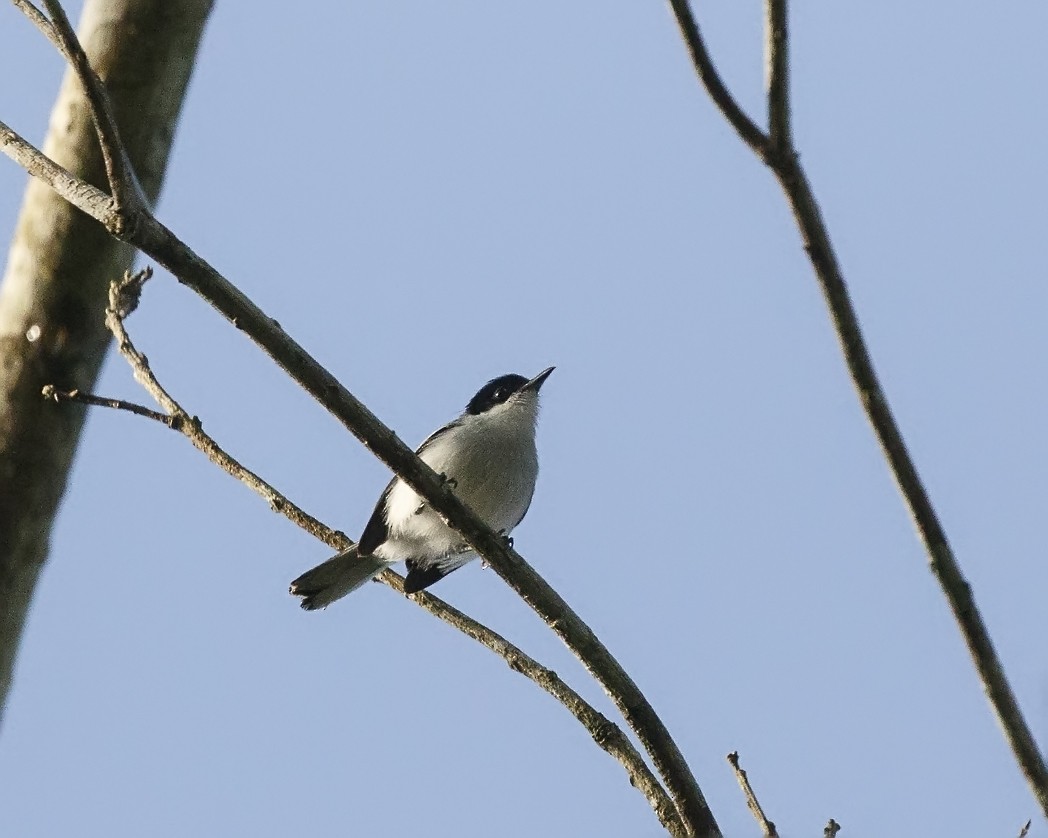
[494,388,506,400]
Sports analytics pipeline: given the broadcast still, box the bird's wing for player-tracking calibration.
[357,418,463,555]
[357,481,394,556]
[414,417,461,456]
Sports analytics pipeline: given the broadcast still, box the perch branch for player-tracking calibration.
[823,819,841,837]
[726,752,778,837]
[61,268,684,837]
[5,6,720,833]
[667,0,1048,817]
[135,216,718,834]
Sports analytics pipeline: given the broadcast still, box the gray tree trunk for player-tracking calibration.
[0,0,213,724]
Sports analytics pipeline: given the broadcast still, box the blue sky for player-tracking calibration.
[2,2,1047,835]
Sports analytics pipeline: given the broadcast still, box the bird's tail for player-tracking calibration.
[289,546,387,610]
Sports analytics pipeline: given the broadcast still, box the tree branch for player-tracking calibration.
[669,0,1048,820]
[135,215,718,835]
[666,0,768,158]
[134,213,714,833]
[62,269,685,837]
[4,7,721,834]
[726,752,778,837]
[0,119,117,226]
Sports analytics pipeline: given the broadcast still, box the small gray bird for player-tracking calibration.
[290,367,554,609]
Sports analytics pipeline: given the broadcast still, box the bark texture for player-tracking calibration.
[0,0,213,723]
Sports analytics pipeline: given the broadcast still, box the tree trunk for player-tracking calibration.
[0,0,213,724]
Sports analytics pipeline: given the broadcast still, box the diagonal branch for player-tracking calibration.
[52,268,684,837]
[666,0,768,158]
[669,0,1048,820]
[4,15,721,836]
[134,215,718,837]
[0,119,117,225]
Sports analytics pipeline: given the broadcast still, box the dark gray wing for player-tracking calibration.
[357,481,393,556]
[358,418,463,554]
[414,417,461,456]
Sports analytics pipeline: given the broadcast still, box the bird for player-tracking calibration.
[290,367,554,609]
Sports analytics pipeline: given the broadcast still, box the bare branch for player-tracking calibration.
[128,220,718,835]
[6,16,720,835]
[400,579,686,836]
[764,0,790,147]
[674,1,1048,819]
[74,268,686,836]
[41,384,174,426]
[14,0,146,215]
[666,0,769,159]
[92,269,332,542]
[823,819,841,837]
[726,752,778,837]
[0,119,116,225]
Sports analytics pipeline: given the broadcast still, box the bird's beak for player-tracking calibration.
[521,366,555,392]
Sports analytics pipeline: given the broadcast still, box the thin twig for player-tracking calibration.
[5,21,720,838]
[764,0,790,148]
[97,269,337,542]
[726,752,778,837]
[823,819,841,837]
[669,0,1048,819]
[13,0,145,217]
[666,0,768,158]
[41,385,174,426]
[401,580,686,836]
[90,269,686,837]
[144,213,718,836]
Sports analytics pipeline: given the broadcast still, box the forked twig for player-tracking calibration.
[7,23,716,833]
[13,0,145,216]
[667,0,1048,817]
[45,267,686,837]
[9,2,721,833]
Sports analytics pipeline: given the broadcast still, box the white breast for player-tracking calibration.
[376,396,540,564]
